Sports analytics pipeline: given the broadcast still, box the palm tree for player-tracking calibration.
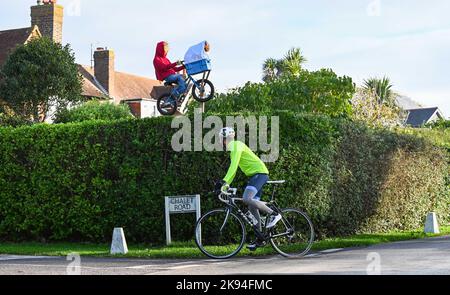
[282,48,307,77]
[363,77,394,105]
[262,48,307,82]
[262,58,281,82]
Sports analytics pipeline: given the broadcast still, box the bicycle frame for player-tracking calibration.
[171,70,211,99]
[221,197,267,241]
[218,186,294,243]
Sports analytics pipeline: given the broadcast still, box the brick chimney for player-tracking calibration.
[94,48,116,98]
[31,0,64,44]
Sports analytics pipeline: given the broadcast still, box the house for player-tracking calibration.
[404,107,445,128]
[0,26,42,114]
[0,0,162,119]
[395,95,446,128]
[79,48,162,118]
[0,26,42,66]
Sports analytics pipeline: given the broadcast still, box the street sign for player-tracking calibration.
[165,195,201,245]
[168,196,198,213]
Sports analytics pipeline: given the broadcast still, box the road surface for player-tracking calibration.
[0,236,449,275]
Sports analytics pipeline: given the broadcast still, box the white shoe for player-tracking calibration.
[266,214,282,229]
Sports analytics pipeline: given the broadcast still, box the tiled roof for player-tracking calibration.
[114,71,162,100]
[77,65,108,98]
[405,107,440,127]
[78,65,161,101]
[0,27,34,66]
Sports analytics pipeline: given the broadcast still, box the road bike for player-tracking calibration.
[195,180,315,259]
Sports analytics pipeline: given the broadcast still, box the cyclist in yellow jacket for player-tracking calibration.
[215,127,282,250]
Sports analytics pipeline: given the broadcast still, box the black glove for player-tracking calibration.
[214,180,226,195]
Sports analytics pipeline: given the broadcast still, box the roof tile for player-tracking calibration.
[78,65,161,101]
[405,107,439,127]
[0,27,34,67]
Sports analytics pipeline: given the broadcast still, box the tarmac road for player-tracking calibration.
[0,236,449,275]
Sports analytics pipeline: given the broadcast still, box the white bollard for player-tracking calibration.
[424,213,440,234]
[110,227,129,255]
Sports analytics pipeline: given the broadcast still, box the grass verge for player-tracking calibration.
[0,226,448,259]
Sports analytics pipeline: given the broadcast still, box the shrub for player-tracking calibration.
[426,119,450,130]
[197,69,355,117]
[351,88,406,128]
[398,127,450,151]
[0,113,447,243]
[327,121,448,235]
[54,100,133,123]
[0,113,32,127]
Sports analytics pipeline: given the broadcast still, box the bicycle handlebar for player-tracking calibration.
[218,188,238,203]
[221,187,237,196]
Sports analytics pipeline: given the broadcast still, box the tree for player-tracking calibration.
[0,37,84,123]
[262,58,281,82]
[282,48,307,77]
[351,88,406,127]
[262,47,307,82]
[363,76,395,106]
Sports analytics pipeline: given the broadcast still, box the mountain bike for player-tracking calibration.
[157,60,214,116]
[195,180,315,259]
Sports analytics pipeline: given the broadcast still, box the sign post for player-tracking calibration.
[165,195,201,246]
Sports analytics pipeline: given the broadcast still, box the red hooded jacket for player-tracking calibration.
[153,41,185,81]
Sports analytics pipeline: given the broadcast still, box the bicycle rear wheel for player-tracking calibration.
[157,94,177,116]
[195,209,246,259]
[269,208,314,258]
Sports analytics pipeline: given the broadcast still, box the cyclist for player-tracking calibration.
[215,127,282,251]
[153,41,186,104]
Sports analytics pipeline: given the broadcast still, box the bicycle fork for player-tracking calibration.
[219,209,232,232]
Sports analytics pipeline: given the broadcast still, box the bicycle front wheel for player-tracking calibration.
[192,79,215,102]
[195,209,246,259]
[269,208,314,258]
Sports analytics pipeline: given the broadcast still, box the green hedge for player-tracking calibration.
[192,70,355,117]
[54,100,134,124]
[0,113,32,128]
[0,113,448,243]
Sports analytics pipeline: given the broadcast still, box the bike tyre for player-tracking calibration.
[157,94,177,116]
[269,208,315,258]
[192,79,215,103]
[195,209,246,260]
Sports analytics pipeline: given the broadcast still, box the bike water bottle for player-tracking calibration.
[245,211,258,226]
[261,216,267,227]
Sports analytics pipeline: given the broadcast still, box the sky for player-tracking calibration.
[1,0,449,117]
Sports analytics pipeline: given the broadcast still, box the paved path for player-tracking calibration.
[1,236,449,275]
